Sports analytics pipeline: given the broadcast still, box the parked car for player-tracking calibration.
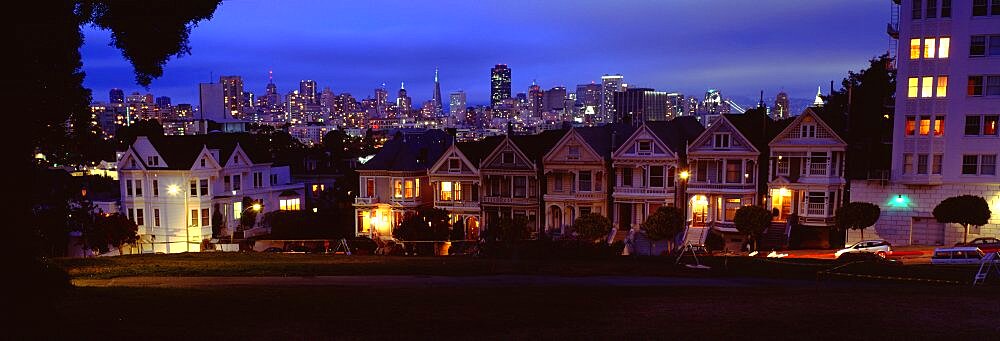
[286,245,311,253]
[954,237,1000,253]
[835,240,892,259]
[347,237,378,255]
[931,247,1000,265]
[262,247,284,253]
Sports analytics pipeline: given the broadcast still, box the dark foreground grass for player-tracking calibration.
[37,283,1000,339]
[54,252,992,285]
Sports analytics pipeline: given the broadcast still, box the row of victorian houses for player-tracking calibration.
[354,107,850,253]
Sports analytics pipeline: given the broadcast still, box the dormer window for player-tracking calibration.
[502,152,514,164]
[147,156,159,166]
[713,133,731,149]
[200,158,207,167]
[801,124,816,138]
[448,159,461,172]
[568,146,580,160]
[637,141,652,155]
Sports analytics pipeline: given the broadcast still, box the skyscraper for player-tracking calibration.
[397,82,412,118]
[600,74,624,123]
[449,90,466,117]
[374,86,388,118]
[109,88,124,104]
[772,91,790,119]
[155,96,171,107]
[613,88,668,125]
[528,82,544,118]
[432,68,443,116]
[300,80,317,104]
[219,75,244,119]
[198,82,225,121]
[575,83,601,107]
[490,64,511,108]
[543,86,567,113]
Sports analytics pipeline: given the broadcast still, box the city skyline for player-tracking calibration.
[80,1,887,106]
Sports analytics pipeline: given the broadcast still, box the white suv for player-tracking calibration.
[835,240,892,259]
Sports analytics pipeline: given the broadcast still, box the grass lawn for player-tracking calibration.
[54,252,994,286]
[38,283,1000,339]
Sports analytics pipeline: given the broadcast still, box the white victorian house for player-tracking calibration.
[117,134,304,254]
[766,108,847,248]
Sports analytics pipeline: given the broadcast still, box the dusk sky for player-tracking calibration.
[81,0,888,107]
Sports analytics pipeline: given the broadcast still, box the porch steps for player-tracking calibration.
[758,222,789,250]
[682,225,709,246]
[609,228,631,244]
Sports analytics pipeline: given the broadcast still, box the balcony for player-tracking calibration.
[613,187,668,196]
[354,197,375,205]
[435,200,480,208]
[886,23,898,39]
[686,182,755,191]
[482,196,535,205]
[545,191,605,201]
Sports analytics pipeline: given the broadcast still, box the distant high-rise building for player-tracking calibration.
[666,93,685,118]
[528,82,544,118]
[320,87,335,108]
[198,82,225,121]
[109,88,124,104]
[613,88,668,125]
[375,86,388,117]
[261,72,281,111]
[300,80,318,104]
[397,82,412,118]
[155,96,171,107]
[490,64,511,107]
[773,91,790,119]
[449,90,466,117]
[576,83,601,107]
[600,74,624,123]
[432,68,443,115]
[126,92,145,104]
[544,86,567,113]
[219,76,245,119]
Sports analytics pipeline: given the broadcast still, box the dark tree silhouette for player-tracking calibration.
[641,206,686,253]
[933,195,991,243]
[571,213,612,242]
[734,206,773,251]
[836,202,881,241]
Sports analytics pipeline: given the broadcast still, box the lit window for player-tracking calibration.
[921,77,934,97]
[404,180,414,198]
[933,115,945,136]
[985,116,999,135]
[440,181,452,201]
[919,116,931,135]
[909,39,921,59]
[908,77,919,98]
[923,38,936,58]
[279,198,301,210]
[190,209,199,227]
[393,180,402,198]
[936,76,948,97]
[938,37,949,58]
[234,201,243,219]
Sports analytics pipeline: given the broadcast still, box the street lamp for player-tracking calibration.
[233,202,263,241]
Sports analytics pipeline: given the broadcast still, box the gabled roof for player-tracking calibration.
[135,133,271,170]
[768,107,847,146]
[722,108,791,153]
[645,117,705,158]
[510,129,567,160]
[360,129,450,171]
[571,124,637,158]
[455,135,503,166]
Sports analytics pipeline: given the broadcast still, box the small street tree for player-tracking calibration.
[836,202,881,241]
[734,205,772,251]
[641,206,685,253]
[82,213,138,256]
[451,218,465,241]
[571,213,612,243]
[239,196,258,231]
[211,203,225,238]
[933,195,991,243]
